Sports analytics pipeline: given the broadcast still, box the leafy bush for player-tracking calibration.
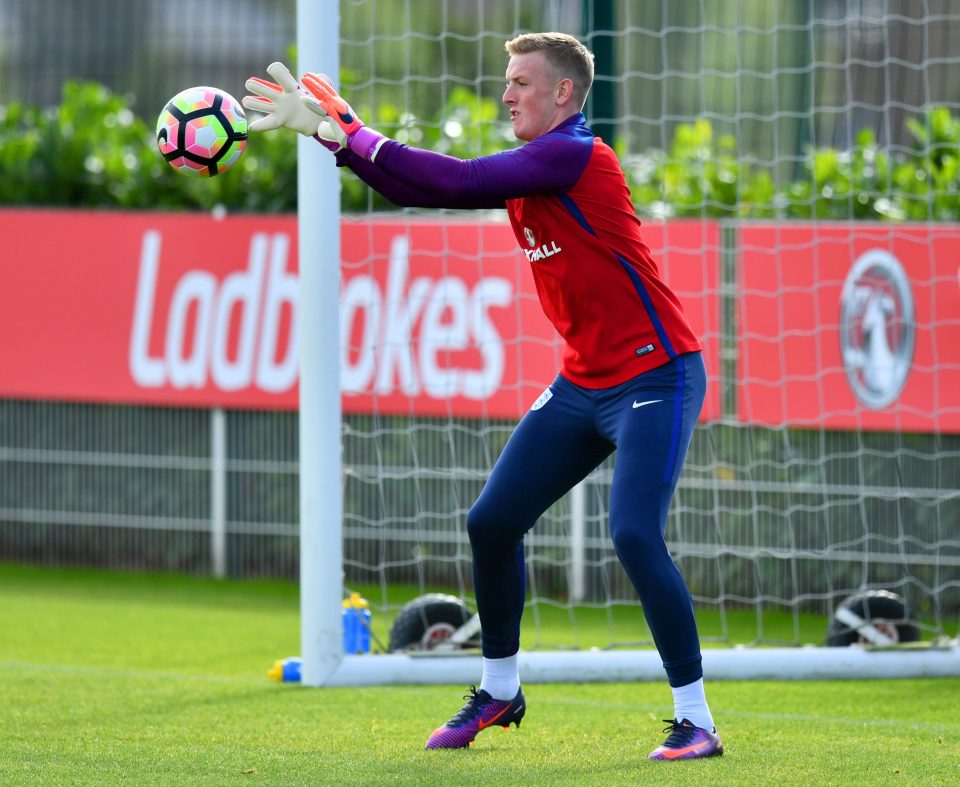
[622,119,777,219]
[0,80,506,214]
[3,80,960,220]
[0,81,296,213]
[624,107,960,221]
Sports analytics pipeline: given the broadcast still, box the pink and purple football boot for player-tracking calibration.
[648,718,724,760]
[424,686,526,749]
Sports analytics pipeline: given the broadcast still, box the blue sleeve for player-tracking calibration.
[335,148,505,210]
[337,126,596,209]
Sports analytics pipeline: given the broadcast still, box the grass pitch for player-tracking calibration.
[1,563,958,785]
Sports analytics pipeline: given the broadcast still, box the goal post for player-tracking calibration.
[297,0,344,687]
[324,646,960,686]
[295,1,960,686]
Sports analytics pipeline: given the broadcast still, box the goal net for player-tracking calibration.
[1,0,958,685]
[309,0,960,683]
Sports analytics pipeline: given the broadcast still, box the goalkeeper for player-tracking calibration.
[244,32,722,762]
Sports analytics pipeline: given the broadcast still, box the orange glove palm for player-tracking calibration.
[300,73,386,161]
[301,73,364,136]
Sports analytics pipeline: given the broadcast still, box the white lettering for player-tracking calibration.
[524,240,562,262]
[129,231,165,386]
[166,270,215,388]
[375,235,431,396]
[210,234,266,390]
[128,229,513,402]
[340,275,381,393]
[464,278,511,399]
[420,278,470,398]
[256,234,298,392]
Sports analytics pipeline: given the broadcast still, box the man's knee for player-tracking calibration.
[466,497,523,549]
[466,499,496,546]
[611,521,661,559]
[609,502,670,565]
[610,476,675,535]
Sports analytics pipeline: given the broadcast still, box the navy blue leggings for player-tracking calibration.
[467,352,706,687]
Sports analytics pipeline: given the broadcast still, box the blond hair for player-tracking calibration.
[505,32,595,110]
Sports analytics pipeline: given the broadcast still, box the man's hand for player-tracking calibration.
[300,72,363,136]
[242,62,323,137]
[300,73,385,161]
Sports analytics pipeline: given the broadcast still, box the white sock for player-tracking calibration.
[671,678,715,731]
[479,655,520,700]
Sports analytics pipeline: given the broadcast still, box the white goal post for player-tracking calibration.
[323,646,960,686]
[297,0,344,686]
[296,1,960,686]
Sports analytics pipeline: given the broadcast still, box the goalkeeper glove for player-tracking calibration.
[299,72,386,161]
[242,62,337,148]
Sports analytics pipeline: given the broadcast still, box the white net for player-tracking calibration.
[334,0,960,651]
[0,0,958,664]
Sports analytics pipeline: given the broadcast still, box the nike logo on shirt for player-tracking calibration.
[632,399,663,408]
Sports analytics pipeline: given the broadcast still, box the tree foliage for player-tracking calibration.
[3,80,960,220]
[623,108,960,222]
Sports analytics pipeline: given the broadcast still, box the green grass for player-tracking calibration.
[1,563,958,785]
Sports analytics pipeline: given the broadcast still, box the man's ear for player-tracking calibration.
[556,77,575,106]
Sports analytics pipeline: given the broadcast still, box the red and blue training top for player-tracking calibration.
[335,113,702,389]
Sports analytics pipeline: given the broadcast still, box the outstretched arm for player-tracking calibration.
[243,64,503,209]
[297,70,593,204]
[243,63,593,208]
[367,135,591,204]
[334,149,506,210]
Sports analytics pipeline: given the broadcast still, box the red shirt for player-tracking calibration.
[342,113,702,387]
[504,125,702,387]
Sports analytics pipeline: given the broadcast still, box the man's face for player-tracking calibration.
[502,51,570,142]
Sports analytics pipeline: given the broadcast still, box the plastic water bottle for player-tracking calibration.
[267,656,301,682]
[342,592,372,654]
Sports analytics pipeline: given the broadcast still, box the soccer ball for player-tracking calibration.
[156,86,247,177]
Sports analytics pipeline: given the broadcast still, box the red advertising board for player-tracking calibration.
[738,223,960,432]
[0,209,719,420]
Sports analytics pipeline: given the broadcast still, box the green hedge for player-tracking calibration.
[2,80,960,219]
[0,82,295,213]
[624,109,960,221]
